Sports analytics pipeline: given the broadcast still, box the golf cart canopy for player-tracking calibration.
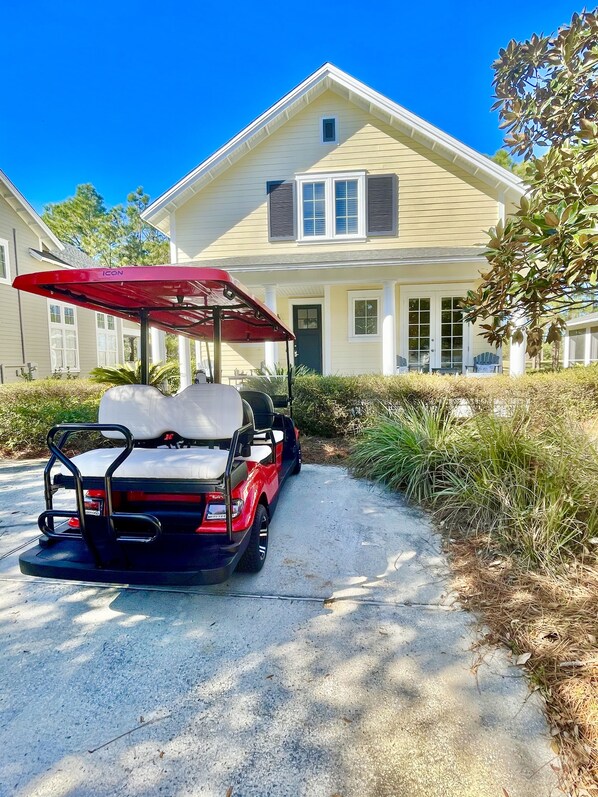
[13,266,294,343]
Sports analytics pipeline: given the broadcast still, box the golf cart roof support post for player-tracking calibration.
[213,306,222,384]
[286,339,293,413]
[139,310,150,385]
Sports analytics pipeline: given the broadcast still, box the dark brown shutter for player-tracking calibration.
[267,181,296,240]
[367,174,397,236]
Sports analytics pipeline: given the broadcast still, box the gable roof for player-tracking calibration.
[29,242,98,270]
[142,63,525,234]
[0,169,63,250]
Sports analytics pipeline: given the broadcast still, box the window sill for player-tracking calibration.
[297,237,367,246]
[348,336,381,343]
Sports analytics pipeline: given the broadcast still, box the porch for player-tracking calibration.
[163,280,506,385]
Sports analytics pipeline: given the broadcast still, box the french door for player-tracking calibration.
[401,289,471,373]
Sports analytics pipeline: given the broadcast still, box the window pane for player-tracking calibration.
[50,304,61,324]
[569,329,586,364]
[106,315,115,331]
[322,118,336,142]
[302,182,326,237]
[591,327,598,362]
[97,313,105,329]
[64,307,75,325]
[0,244,6,279]
[354,318,366,335]
[334,179,359,236]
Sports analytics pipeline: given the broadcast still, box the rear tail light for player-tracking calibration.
[68,490,105,528]
[205,499,244,521]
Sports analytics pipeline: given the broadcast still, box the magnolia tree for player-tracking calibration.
[467,10,598,355]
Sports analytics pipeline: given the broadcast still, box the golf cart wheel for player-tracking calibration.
[292,445,302,475]
[237,504,269,573]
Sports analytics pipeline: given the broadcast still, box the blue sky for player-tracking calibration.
[1,0,581,213]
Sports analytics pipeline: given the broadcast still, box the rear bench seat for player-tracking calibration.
[60,384,273,482]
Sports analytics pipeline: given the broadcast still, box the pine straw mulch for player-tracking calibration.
[447,536,598,797]
[299,435,352,465]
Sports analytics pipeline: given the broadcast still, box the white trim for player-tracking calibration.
[0,237,10,284]
[47,300,80,373]
[498,191,506,224]
[0,169,64,250]
[169,212,177,263]
[288,297,325,373]
[142,63,525,233]
[348,289,382,342]
[320,115,338,144]
[565,312,598,329]
[223,254,486,274]
[263,284,278,369]
[296,171,366,242]
[28,248,74,269]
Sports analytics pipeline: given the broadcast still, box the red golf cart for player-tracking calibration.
[12,266,301,585]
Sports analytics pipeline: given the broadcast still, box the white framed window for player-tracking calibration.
[297,172,366,242]
[0,237,10,284]
[48,301,79,371]
[321,116,337,144]
[96,312,118,366]
[348,290,382,341]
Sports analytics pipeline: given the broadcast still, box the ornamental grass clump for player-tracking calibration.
[351,404,598,570]
[350,402,459,502]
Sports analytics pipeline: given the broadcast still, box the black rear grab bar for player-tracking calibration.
[41,423,161,567]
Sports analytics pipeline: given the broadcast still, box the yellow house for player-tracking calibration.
[142,64,525,382]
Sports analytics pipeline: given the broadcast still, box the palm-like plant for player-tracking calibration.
[89,361,179,391]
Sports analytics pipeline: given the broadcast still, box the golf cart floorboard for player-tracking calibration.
[19,534,250,586]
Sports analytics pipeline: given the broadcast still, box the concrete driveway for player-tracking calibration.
[0,461,559,797]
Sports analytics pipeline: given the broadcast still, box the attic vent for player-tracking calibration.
[322,117,337,144]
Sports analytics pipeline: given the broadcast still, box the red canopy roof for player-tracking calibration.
[13,266,295,342]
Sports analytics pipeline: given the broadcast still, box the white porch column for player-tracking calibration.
[263,284,278,371]
[323,285,332,375]
[509,313,527,376]
[382,281,397,376]
[150,328,166,364]
[178,336,191,389]
[194,340,204,372]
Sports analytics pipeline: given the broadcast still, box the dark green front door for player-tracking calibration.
[293,304,322,374]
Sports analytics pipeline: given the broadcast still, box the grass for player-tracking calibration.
[352,405,598,569]
[351,404,598,793]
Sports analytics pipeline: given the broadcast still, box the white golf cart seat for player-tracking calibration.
[60,384,273,481]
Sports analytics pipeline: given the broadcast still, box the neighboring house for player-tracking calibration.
[0,169,134,382]
[563,314,598,368]
[142,63,525,382]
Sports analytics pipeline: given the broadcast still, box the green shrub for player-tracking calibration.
[351,404,598,570]
[0,380,106,457]
[291,367,598,437]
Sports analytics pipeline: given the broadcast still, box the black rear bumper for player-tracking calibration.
[19,531,250,586]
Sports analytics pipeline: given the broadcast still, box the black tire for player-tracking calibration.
[236,504,269,573]
[292,445,302,475]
